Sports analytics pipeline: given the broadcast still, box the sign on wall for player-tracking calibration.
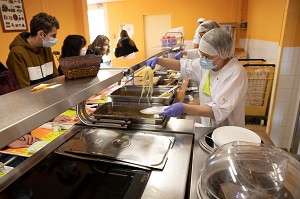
[0,0,27,32]
[120,24,134,38]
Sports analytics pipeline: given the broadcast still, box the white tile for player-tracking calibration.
[286,114,297,130]
[276,88,292,102]
[263,45,279,61]
[288,99,299,115]
[268,60,278,66]
[271,137,286,148]
[273,101,290,115]
[247,40,279,61]
[291,88,299,101]
[293,76,300,89]
[280,61,297,76]
[282,138,290,149]
[282,47,300,62]
[239,39,246,50]
[278,75,294,89]
[270,125,286,137]
[272,114,288,127]
[296,62,300,75]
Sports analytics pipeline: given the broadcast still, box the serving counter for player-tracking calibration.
[0,46,275,198]
[0,47,197,199]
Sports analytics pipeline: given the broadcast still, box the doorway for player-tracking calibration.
[143,14,171,57]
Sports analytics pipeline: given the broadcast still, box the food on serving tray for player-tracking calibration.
[167,72,177,79]
[139,66,154,104]
[30,83,56,92]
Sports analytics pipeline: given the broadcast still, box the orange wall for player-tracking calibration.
[283,0,300,47]
[0,0,89,65]
[106,0,243,53]
[246,0,286,42]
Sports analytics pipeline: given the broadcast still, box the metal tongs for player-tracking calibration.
[158,85,180,97]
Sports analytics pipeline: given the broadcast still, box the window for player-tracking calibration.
[87,3,107,42]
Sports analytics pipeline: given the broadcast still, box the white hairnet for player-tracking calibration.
[197,20,221,33]
[197,18,205,23]
[199,28,233,59]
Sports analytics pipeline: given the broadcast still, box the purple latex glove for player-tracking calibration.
[145,56,158,69]
[174,51,183,60]
[159,102,184,117]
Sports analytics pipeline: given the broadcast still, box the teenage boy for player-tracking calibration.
[7,12,60,88]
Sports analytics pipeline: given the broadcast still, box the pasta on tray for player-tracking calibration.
[139,66,154,105]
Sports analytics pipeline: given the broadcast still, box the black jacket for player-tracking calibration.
[115,38,138,58]
[0,62,19,95]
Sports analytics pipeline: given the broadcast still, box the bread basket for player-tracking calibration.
[59,55,102,79]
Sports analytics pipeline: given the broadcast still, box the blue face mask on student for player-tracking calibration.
[42,37,58,47]
[199,57,217,70]
[42,31,58,47]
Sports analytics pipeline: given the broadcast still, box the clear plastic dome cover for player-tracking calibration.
[198,142,300,199]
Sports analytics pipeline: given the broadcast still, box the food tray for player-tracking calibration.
[125,76,161,86]
[161,38,177,47]
[156,78,182,86]
[59,55,102,79]
[108,85,177,105]
[63,128,175,169]
[92,102,165,125]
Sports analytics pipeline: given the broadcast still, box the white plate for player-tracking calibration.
[212,126,261,147]
[140,106,169,115]
[28,141,50,153]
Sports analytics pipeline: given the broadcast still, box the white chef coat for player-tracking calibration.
[186,49,200,59]
[180,57,248,127]
[192,30,200,45]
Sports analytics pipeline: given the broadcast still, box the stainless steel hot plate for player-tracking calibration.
[58,128,175,170]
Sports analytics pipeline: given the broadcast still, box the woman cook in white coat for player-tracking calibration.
[175,20,221,60]
[146,28,248,127]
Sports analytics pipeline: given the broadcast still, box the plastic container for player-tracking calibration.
[198,141,300,199]
[160,38,177,47]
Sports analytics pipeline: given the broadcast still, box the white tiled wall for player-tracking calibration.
[241,39,300,150]
[280,47,300,151]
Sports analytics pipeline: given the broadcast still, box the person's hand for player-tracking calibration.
[145,56,158,69]
[159,103,184,117]
[53,115,73,123]
[175,51,183,60]
[7,134,40,148]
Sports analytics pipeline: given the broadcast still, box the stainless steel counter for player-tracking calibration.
[101,48,170,75]
[0,70,123,149]
[189,127,212,199]
[189,126,274,199]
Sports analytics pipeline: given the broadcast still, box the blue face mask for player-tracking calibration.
[199,57,217,70]
[42,31,58,47]
[42,37,58,47]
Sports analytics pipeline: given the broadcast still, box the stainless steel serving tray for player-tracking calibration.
[125,76,161,86]
[92,102,166,125]
[56,128,175,170]
[108,85,177,105]
[156,78,182,86]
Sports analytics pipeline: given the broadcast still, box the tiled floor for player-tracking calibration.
[245,117,267,132]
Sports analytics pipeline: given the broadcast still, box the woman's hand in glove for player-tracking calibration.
[174,51,183,60]
[145,56,158,69]
[159,102,184,117]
